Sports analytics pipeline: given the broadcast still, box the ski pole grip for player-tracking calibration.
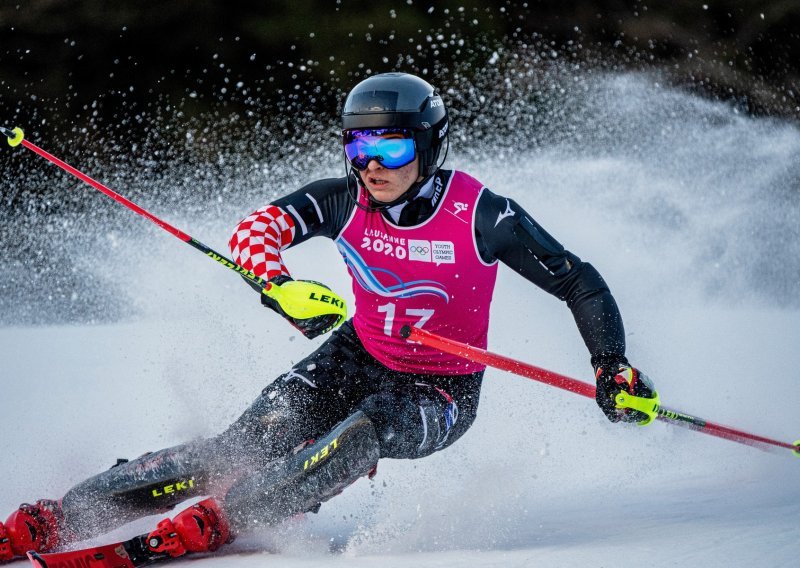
[615,391,661,426]
[793,440,800,458]
[262,279,347,321]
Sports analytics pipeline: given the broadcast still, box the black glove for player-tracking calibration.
[261,275,344,339]
[592,355,657,424]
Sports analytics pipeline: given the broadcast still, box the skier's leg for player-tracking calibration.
[90,373,449,561]
[216,371,483,532]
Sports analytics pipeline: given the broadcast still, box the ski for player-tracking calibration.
[27,533,172,568]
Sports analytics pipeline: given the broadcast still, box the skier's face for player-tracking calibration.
[357,144,422,204]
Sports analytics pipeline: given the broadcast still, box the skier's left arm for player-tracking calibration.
[475,189,657,424]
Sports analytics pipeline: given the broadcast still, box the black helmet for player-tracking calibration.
[342,72,449,178]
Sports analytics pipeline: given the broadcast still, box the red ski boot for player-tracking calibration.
[145,498,232,558]
[0,500,64,562]
[0,521,10,562]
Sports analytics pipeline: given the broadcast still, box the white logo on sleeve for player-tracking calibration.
[494,199,515,227]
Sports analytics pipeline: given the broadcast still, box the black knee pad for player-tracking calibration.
[357,391,448,459]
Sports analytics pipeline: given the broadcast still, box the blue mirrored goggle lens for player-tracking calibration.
[344,134,416,170]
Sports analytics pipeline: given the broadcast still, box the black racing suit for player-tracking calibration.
[58,170,625,537]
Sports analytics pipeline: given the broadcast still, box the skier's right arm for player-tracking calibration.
[229,177,353,282]
[228,177,354,337]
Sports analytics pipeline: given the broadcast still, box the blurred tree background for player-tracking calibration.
[1,0,798,139]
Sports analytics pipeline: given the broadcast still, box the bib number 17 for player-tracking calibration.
[377,303,434,337]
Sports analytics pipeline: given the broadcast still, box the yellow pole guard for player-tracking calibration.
[7,127,25,147]
[615,391,661,426]
[263,279,347,322]
[793,440,800,458]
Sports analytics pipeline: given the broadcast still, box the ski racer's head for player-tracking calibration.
[341,72,449,208]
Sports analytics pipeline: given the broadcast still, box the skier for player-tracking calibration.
[0,72,657,563]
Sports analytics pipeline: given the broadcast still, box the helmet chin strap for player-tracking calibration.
[365,169,428,211]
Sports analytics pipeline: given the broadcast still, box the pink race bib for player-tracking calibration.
[336,171,498,374]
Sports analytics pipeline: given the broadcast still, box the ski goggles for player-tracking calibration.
[343,129,417,171]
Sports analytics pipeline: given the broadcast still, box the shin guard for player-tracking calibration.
[224,410,380,531]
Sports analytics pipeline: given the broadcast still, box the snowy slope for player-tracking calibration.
[2,74,799,567]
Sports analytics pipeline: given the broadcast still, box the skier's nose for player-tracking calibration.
[364,158,384,171]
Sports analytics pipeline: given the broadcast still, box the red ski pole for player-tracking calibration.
[400,325,800,457]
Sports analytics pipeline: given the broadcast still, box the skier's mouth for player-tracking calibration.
[368,177,388,186]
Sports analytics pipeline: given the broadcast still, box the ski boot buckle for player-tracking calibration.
[146,519,186,558]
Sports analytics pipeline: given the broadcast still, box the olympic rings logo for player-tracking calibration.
[409,246,429,254]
